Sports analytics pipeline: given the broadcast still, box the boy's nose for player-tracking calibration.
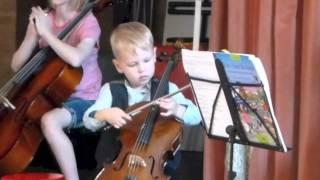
[137,63,144,72]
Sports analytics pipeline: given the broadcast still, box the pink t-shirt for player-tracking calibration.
[39,11,102,100]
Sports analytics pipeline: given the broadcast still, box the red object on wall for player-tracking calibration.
[155,45,194,101]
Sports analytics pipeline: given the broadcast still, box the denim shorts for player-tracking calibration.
[62,97,95,129]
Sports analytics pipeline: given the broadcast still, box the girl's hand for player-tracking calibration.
[27,13,40,39]
[96,107,132,129]
[157,98,179,117]
[30,6,51,37]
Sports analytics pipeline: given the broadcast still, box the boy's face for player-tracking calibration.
[113,47,156,88]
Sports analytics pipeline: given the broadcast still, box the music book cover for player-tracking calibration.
[181,49,287,152]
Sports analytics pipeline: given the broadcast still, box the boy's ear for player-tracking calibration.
[112,58,123,73]
[153,47,157,62]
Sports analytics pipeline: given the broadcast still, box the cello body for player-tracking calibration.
[96,104,183,180]
[0,56,82,175]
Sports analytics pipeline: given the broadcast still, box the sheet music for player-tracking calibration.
[182,49,233,138]
[181,49,219,81]
[190,79,233,137]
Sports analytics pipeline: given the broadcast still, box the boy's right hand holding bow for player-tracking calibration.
[95,108,132,129]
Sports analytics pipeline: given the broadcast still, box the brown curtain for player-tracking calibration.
[204,0,320,179]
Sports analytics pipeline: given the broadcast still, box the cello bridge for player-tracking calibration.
[128,154,146,167]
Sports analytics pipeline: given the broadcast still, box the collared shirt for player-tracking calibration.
[126,81,151,105]
[83,80,202,132]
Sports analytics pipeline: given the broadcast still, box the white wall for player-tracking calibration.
[163,0,211,44]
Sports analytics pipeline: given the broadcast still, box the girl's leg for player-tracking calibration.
[41,108,79,180]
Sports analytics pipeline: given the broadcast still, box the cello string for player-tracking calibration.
[14,49,51,82]
[126,121,149,178]
[128,58,173,175]
[127,105,159,177]
[0,50,48,108]
[0,94,15,109]
[126,144,140,177]
[127,105,160,178]
[0,52,45,108]
[127,88,167,176]
[126,49,181,178]
[0,53,41,94]
[1,51,44,93]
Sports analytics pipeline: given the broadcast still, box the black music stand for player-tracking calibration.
[181,50,289,180]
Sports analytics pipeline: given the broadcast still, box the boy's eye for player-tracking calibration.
[144,55,155,63]
[128,62,138,67]
[143,59,150,63]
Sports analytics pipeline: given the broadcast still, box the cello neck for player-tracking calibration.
[152,46,182,100]
[137,48,182,145]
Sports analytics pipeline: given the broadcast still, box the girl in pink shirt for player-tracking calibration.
[11,0,101,179]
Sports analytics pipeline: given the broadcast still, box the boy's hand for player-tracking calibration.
[96,107,132,129]
[157,98,179,117]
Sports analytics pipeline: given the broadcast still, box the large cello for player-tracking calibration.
[96,46,186,180]
[0,0,112,175]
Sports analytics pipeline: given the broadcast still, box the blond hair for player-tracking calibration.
[110,22,154,59]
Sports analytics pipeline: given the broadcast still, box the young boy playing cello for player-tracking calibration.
[83,21,201,178]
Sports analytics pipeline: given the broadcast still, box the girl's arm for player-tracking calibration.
[11,19,40,72]
[32,7,99,67]
[41,32,96,67]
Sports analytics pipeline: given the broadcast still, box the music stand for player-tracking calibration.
[181,49,289,180]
